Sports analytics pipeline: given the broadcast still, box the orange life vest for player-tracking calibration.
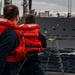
[20,24,42,53]
[0,19,26,62]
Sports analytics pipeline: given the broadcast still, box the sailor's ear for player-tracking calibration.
[16,15,19,21]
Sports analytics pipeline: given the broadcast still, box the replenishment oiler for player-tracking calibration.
[1,0,75,75]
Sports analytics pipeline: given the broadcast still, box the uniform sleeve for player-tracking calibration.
[38,32,47,48]
[0,29,19,75]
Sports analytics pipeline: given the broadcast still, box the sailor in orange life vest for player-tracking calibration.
[19,14,47,75]
[0,5,26,75]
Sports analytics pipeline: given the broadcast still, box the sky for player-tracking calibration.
[1,0,75,16]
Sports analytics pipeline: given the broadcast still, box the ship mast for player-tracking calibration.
[4,0,12,6]
[68,0,72,18]
[29,0,32,13]
[22,0,28,19]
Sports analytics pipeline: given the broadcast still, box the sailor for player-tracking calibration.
[0,5,26,75]
[20,23,42,53]
[19,14,47,75]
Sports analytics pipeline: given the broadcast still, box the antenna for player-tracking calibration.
[70,0,72,16]
[0,0,2,15]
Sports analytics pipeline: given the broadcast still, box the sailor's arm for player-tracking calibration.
[0,29,18,75]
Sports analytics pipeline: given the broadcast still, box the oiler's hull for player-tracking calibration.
[37,17,75,74]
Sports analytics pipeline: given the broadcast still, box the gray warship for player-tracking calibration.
[3,0,75,75]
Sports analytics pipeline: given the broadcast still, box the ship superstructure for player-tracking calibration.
[4,0,12,6]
